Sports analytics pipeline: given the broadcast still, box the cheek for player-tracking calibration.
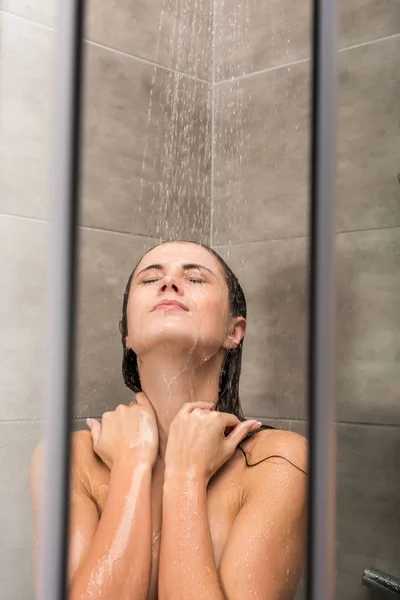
[195,294,230,335]
[125,296,145,343]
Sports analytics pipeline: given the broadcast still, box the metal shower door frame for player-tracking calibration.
[40,1,85,599]
[306,0,338,598]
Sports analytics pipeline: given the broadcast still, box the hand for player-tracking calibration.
[87,392,159,470]
[164,401,262,483]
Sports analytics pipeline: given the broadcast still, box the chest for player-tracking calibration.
[93,454,246,600]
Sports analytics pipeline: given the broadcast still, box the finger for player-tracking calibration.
[218,412,242,429]
[87,418,101,446]
[179,401,214,415]
[135,392,150,406]
[224,420,262,448]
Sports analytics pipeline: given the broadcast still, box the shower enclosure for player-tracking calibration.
[1,0,399,598]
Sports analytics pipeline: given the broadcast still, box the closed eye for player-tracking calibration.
[142,278,204,284]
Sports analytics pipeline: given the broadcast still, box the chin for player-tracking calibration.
[137,322,200,352]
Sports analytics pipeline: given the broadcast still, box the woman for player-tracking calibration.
[30,239,308,600]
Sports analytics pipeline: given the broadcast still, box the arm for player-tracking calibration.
[159,470,224,600]
[30,431,154,600]
[217,435,308,599]
[159,433,307,600]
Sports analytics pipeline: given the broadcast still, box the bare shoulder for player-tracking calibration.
[30,430,99,495]
[70,429,97,466]
[265,428,308,471]
[241,428,308,480]
[238,427,308,524]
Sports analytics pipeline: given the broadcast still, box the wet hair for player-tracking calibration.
[120,240,247,421]
[120,240,309,476]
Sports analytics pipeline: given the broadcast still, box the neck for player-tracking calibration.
[137,347,224,463]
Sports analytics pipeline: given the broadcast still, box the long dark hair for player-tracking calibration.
[120,240,247,421]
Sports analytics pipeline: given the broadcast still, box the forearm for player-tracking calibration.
[159,470,225,600]
[69,459,153,600]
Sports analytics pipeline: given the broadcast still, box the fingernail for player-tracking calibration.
[86,418,92,429]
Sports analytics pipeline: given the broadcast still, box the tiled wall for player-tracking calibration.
[211,1,400,598]
[0,1,211,597]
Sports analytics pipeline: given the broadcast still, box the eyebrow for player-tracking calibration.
[135,263,217,278]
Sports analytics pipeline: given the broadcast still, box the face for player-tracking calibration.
[125,242,246,363]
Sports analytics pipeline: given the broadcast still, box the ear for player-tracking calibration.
[222,316,246,350]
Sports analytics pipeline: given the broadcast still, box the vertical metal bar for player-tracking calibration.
[41,1,85,599]
[306,0,338,597]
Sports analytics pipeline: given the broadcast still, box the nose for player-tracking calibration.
[160,274,181,294]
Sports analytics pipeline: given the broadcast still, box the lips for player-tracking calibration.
[152,299,189,311]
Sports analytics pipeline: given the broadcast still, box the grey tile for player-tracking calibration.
[0,13,54,220]
[213,61,310,245]
[336,228,400,424]
[214,0,312,81]
[85,0,212,81]
[214,0,400,81]
[290,421,308,437]
[73,229,157,419]
[215,229,400,426]
[336,38,400,232]
[291,422,400,599]
[71,419,91,432]
[340,0,400,51]
[0,419,90,600]
[0,216,49,421]
[213,36,400,246]
[336,359,400,425]
[215,239,309,420]
[2,0,55,26]
[81,42,211,242]
[335,423,400,598]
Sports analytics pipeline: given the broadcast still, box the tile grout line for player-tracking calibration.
[212,223,400,248]
[215,56,311,86]
[0,9,54,31]
[87,39,209,84]
[337,31,400,54]
[0,212,48,225]
[1,10,209,85]
[6,8,400,87]
[0,212,164,240]
[214,31,400,86]
[2,211,400,243]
